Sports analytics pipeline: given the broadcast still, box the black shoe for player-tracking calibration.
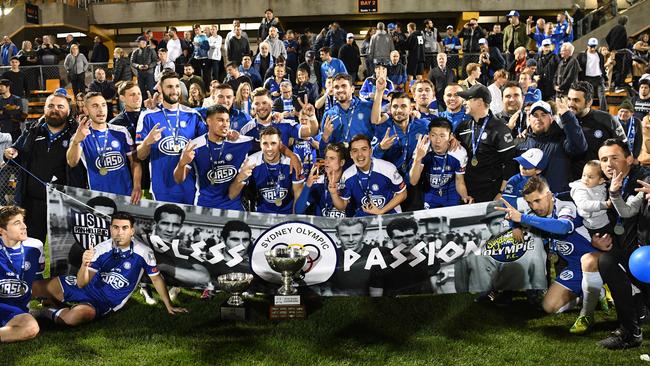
[597,329,643,350]
[474,290,496,304]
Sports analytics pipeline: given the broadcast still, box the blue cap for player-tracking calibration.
[387,23,396,30]
[54,88,68,96]
[507,10,520,17]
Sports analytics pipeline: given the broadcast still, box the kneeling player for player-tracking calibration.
[33,212,187,326]
[0,206,44,343]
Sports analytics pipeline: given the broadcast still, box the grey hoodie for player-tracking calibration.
[368,30,394,64]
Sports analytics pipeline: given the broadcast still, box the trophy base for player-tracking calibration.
[220,302,247,321]
[269,296,306,320]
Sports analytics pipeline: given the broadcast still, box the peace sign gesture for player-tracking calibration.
[143,123,166,147]
[494,198,522,222]
[609,170,625,193]
[413,134,430,163]
[635,179,650,200]
[322,116,334,142]
[379,127,397,151]
[179,141,196,166]
[238,158,255,179]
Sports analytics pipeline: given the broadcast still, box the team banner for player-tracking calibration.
[47,185,547,297]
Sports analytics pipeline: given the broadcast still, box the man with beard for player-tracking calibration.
[632,79,650,121]
[66,93,141,202]
[320,219,384,296]
[567,81,626,180]
[497,82,526,138]
[3,92,79,242]
[136,72,207,204]
[174,105,252,210]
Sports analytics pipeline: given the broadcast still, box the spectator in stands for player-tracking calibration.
[88,68,117,120]
[338,33,361,83]
[264,55,295,82]
[507,46,529,82]
[368,22,394,69]
[359,63,394,104]
[387,50,407,92]
[503,10,528,62]
[554,43,580,96]
[312,28,328,55]
[320,47,348,88]
[405,23,426,91]
[64,44,89,97]
[258,8,283,42]
[298,51,322,91]
[112,47,133,87]
[442,25,461,55]
[295,66,318,105]
[264,65,289,98]
[182,31,194,57]
[191,24,211,86]
[326,23,347,57]
[478,38,505,86]
[166,27,182,63]
[519,71,542,104]
[428,53,456,110]
[459,18,486,78]
[616,99,643,159]
[37,36,62,83]
[284,30,300,73]
[239,53,262,88]
[388,23,407,57]
[1,36,19,66]
[234,82,252,117]
[499,82,526,137]
[174,48,191,76]
[360,28,375,78]
[2,57,30,102]
[535,38,559,100]
[61,34,78,54]
[265,26,287,60]
[186,83,205,108]
[459,62,482,90]
[487,24,504,53]
[606,16,630,91]
[181,64,205,93]
[632,33,649,88]
[225,20,249,60]
[224,62,253,92]
[131,36,157,97]
[554,11,574,46]
[488,69,509,115]
[422,20,442,69]
[228,24,251,65]
[516,99,586,193]
[90,36,109,67]
[578,38,607,111]
[207,25,223,83]
[527,17,549,50]
[273,81,302,121]
[632,79,650,120]
[154,48,174,84]
[0,79,25,142]
[253,42,273,83]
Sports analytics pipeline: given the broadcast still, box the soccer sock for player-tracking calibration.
[557,297,579,313]
[580,271,603,317]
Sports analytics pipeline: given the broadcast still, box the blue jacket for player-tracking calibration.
[193,34,210,59]
[239,66,263,88]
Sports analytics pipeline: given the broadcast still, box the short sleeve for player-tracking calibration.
[135,112,151,144]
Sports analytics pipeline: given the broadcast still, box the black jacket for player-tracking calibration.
[338,43,361,73]
[577,51,606,80]
[554,56,581,94]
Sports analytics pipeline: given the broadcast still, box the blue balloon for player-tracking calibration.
[629,246,650,283]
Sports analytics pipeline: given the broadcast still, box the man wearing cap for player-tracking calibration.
[616,100,643,159]
[478,38,505,87]
[454,84,517,202]
[130,36,158,99]
[503,11,528,62]
[0,79,25,142]
[338,33,361,83]
[298,50,322,91]
[578,38,607,111]
[631,79,650,121]
[535,38,560,100]
[554,43,580,96]
[442,25,461,56]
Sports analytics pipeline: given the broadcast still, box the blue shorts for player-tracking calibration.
[0,303,28,327]
[555,261,583,296]
[58,275,112,318]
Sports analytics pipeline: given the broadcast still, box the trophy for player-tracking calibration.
[217,272,253,320]
[265,247,309,319]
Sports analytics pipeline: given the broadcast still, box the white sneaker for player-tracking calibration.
[168,287,181,303]
[139,287,158,305]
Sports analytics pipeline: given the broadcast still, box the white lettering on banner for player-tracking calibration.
[409,242,428,267]
[344,249,361,271]
[364,247,387,270]
[389,244,407,269]
[190,240,206,262]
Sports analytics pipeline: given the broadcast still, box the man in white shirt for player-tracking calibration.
[578,37,607,111]
[166,26,182,63]
[208,25,223,82]
[488,69,509,114]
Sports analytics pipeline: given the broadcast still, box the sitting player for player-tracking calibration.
[32,212,187,326]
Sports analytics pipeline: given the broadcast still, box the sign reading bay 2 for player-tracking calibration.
[358,0,378,13]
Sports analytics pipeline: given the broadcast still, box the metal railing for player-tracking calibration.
[0,62,114,93]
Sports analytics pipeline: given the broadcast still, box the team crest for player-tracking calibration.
[71,210,110,249]
[62,140,69,148]
[225,153,233,162]
[559,269,574,281]
[483,230,535,263]
[371,184,379,191]
[594,130,603,138]
[180,120,187,128]
[24,261,31,271]
[111,140,120,148]
[123,262,131,270]
[481,132,488,140]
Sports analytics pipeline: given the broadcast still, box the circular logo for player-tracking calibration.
[24,261,31,271]
[357,112,365,120]
[371,184,379,191]
[250,221,338,285]
[594,129,603,138]
[95,151,126,172]
[62,140,69,148]
[123,262,131,270]
[481,132,488,140]
[483,231,534,263]
[554,240,574,256]
[180,120,187,128]
[225,153,233,162]
[559,269,574,281]
[111,140,120,149]
[158,136,189,155]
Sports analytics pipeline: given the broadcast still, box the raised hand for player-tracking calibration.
[4,147,18,160]
[376,77,387,93]
[379,127,397,151]
[413,134,429,162]
[144,91,160,110]
[494,198,522,222]
[555,95,569,116]
[322,116,334,142]
[609,170,624,192]
[306,163,320,188]
[143,123,166,146]
[82,248,94,267]
[634,179,650,200]
[73,116,91,143]
[179,141,196,166]
[239,158,255,179]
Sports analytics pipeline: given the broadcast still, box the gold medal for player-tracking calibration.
[275,199,283,207]
[174,144,181,153]
[19,287,25,296]
[99,167,108,176]
[471,157,479,167]
[614,224,625,235]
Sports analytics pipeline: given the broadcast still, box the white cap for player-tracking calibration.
[346,33,355,39]
[530,100,552,115]
[478,38,487,45]
[587,37,598,47]
[541,38,552,46]
[514,148,546,170]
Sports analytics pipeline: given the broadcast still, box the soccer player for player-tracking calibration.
[496,176,606,334]
[412,79,439,119]
[33,212,187,327]
[409,117,473,209]
[136,71,207,204]
[174,104,253,210]
[229,126,304,214]
[67,92,141,202]
[0,206,44,343]
[330,134,407,217]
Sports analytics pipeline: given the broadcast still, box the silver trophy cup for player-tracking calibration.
[265,247,309,296]
[217,272,254,306]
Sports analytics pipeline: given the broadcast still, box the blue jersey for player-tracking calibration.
[418,147,467,209]
[419,100,440,120]
[439,107,467,132]
[60,239,159,316]
[372,117,429,175]
[78,124,134,196]
[263,77,289,96]
[292,138,317,178]
[320,97,375,152]
[0,239,44,314]
[359,77,395,101]
[340,158,406,217]
[503,173,531,208]
[321,58,348,87]
[136,104,207,204]
[246,151,305,214]
[190,134,253,210]
[240,119,304,150]
[302,175,354,217]
[195,106,251,133]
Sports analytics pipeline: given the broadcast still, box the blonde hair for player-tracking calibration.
[234,82,252,109]
[114,47,125,58]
